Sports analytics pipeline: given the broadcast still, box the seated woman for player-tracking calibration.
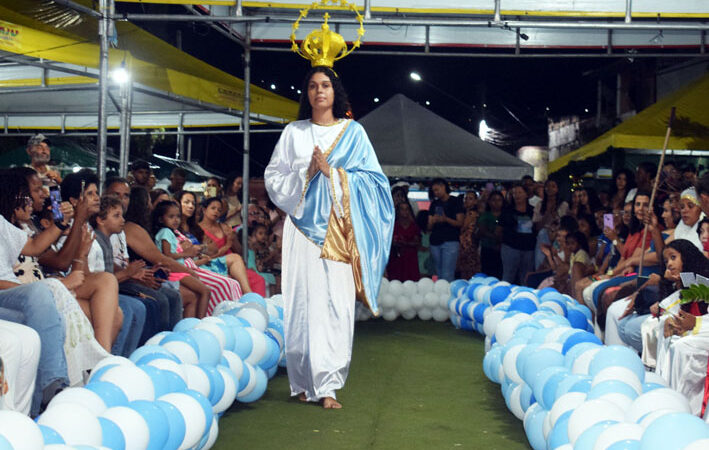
[176,191,256,294]
[1,171,111,389]
[149,188,170,211]
[642,239,709,415]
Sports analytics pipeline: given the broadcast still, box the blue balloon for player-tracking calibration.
[219,313,243,331]
[212,321,236,352]
[238,366,268,403]
[260,336,281,370]
[554,374,591,400]
[588,380,639,401]
[98,417,126,450]
[85,381,129,407]
[130,400,169,450]
[173,317,201,332]
[509,298,538,314]
[640,413,709,450]
[529,328,554,344]
[129,345,177,364]
[532,367,566,410]
[575,420,619,450]
[490,286,512,305]
[89,363,117,382]
[240,292,267,308]
[138,365,171,398]
[515,343,541,380]
[198,364,225,406]
[541,369,570,410]
[232,326,254,360]
[161,368,188,393]
[183,389,213,433]
[135,352,181,366]
[460,318,475,331]
[562,331,603,355]
[520,383,536,412]
[449,279,468,297]
[537,287,558,298]
[267,363,279,379]
[547,410,572,449]
[239,362,253,394]
[523,403,548,450]
[607,440,640,450]
[154,400,186,450]
[0,436,11,450]
[568,378,592,394]
[521,349,564,387]
[39,425,65,445]
[589,345,645,383]
[187,329,222,366]
[473,303,489,324]
[483,346,504,383]
[566,309,588,329]
[465,282,481,301]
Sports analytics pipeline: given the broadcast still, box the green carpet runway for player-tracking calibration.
[214,319,529,449]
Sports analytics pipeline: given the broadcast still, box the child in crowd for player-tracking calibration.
[247,223,280,293]
[698,217,709,256]
[152,201,210,318]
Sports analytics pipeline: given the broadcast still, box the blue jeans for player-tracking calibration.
[112,295,147,357]
[501,244,535,285]
[160,282,183,329]
[618,312,649,353]
[0,283,68,416]
[430,241,460,281]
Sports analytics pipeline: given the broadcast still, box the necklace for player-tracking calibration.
[310,118,342,127]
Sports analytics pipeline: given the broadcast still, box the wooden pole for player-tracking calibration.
[637,106,676,281]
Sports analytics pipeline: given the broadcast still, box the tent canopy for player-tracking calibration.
[549,73,709,173]
[0,0,299,128]
[359,94,532,180]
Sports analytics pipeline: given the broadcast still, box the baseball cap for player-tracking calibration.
[27,133,51,147]
[130,159,151,172]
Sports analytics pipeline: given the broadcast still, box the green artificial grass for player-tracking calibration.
[214,319,529,449]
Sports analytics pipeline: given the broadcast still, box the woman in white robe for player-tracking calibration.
[265,66,394,409]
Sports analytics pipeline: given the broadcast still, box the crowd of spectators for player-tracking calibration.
[386,162,709,419]
[3,132,708,421]
[0,134,285,417]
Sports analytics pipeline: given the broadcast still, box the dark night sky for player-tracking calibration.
[128,6,617,177]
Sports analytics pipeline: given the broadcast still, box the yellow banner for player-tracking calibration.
[0,18,297,121]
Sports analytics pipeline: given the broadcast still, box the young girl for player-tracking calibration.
[176,192,254,294]
[698,217,709,256]
[152,201,210,318]
[247,223,280,293]
[153,200,243,315]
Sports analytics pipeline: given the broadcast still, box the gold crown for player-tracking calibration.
[290,0,365,68]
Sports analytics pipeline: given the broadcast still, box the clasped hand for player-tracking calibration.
[307,146,330,179]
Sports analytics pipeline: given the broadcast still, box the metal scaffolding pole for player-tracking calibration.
[241,24,251,260]
[118,80,133,177]
[97,0,112,192]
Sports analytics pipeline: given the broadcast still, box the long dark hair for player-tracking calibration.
[629,190,652,235]
[610,168,635,197]
[659,239,709,305]
[125,186,152,232]
[151,200,180,237]
[0,169,30,223]
[175,190,204,242]
[224,172,242,197]
[297,66,352,120]
[486,191,505,212]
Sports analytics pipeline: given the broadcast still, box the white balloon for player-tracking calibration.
[382,309,398,321]
[48,387,107,416]
[410,293,424,310]
[183,364,211,398]
[161,340,199,365]
[502,344,526,384]
[482,310,507,337]
[403,280,417,294]
[388,280,403,295]
[626,388,691,423]
[568,399,625,445]
[417,277,434,293]
[38,402,102,446]
[682,439,709,450]
[222,350,245,383]
[432,308,449,322]
[0,410,44,450]
[146,358,188,385]
[592,366,643,395]
[423,292,439,309]
[194,322,226,353]
[417,308,433,321]
[98,364,155,401]
[571,346,602,375]
[401,309,417,320]
[395,296,412,314]
[549,392,588,429]
[508,384,525,420]
[158,393,206,450]
[593,422,643,450]
[203,416,219,450]
[89,355,134,382]
[213,366,238,414]
[380,294,396,309]
[434,279,451,295]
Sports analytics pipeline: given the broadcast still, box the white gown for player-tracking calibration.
[266,120,356,401]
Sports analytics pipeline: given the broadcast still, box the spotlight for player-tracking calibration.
[410,72,422,82]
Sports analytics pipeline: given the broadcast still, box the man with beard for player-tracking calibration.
[26,134,61,188]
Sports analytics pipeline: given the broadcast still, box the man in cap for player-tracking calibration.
[26,134,61,188]
[129,159,152,189]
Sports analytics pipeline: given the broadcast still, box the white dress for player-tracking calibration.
[265,120,356,401]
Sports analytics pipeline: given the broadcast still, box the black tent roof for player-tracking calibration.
[359,94,533,180]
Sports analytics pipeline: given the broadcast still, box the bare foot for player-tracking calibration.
[322,397,342,409]
[298,393,308,402]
